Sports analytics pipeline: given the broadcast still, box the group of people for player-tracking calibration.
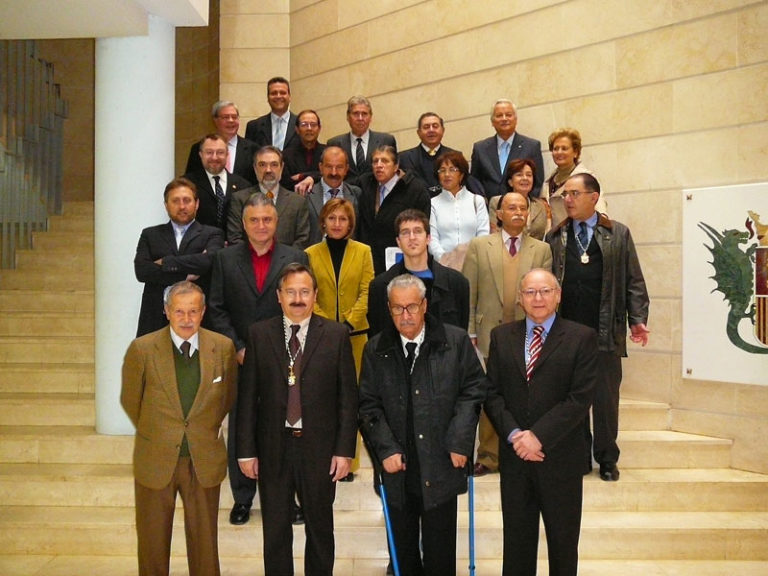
[122,76,650,576]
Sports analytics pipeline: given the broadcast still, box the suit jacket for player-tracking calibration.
[236,314,358,475]
[226,186,311,249]
[280,141,326,190]
[462,231,553,357]
[207,241,309,351]
[470,132,544,199]
[306,181,361,245]
[305,238,374,372]
[244,111,299,150]
[357,170,431,275]
[367,255,469,337]
[134,220,225,336]
[484,316,597,477]
[182,169,253,234]
[397,144,457,191]
[326,130,397,186]
[185,136,257,185]
[121,326,238,489]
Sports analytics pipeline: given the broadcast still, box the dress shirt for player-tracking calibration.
[226,135,238,172]
[271,111,291,150]
[497,134,516,154]
[170,220,193,249]
[321,180,345,204]
[205,169,228,193]
[573,212,599,246]
[429,187,490,260]
[421,143,442,156]
[350,131,370,163]
[399,325,426,370]
[501,229,521,255]
[524,314,556,364]
[282,314,310,428]
[170,327,200,357]
[378,174,400,204]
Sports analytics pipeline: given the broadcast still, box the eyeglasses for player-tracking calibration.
[298,122,319,128]
[398,227,426,238]
[281,288,314,298]
[390,299,424,316]
[561,190,594,199]
[437,167,460,174]
[520,288,558,298]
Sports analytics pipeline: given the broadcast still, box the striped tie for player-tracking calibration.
[526,325,544,381]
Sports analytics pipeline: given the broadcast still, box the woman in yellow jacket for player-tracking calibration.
[306,197,374,480]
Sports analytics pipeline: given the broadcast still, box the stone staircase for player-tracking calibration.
[0,202,767,575]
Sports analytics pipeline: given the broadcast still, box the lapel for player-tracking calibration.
[262,243,290,295]
[285,113,298,148]
[275,187,289,219]
[309,184,325,218]
[510,321,528,382]
[517,233,536,277]
[485,233,505,303]
[300,314,324,372]
[314,241,336,283]
[267,316,290,382]
[234,242,261,297]
[150,328,184,418]
[187,329,216,417]
[484,137,502,180]
[337,241,357,287]
[160,222,178,256]
[178,221,201,253]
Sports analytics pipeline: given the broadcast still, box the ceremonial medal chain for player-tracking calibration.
[574,226,591,265]
[283,318,301,387]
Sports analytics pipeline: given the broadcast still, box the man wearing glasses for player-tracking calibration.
[547,173,649,482]
[280,109,327,195]
[367,209,469,337]
[360,274,487,576]
[485,268,598,576]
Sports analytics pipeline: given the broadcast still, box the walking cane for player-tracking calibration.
[468,465,476,576]
[378,473,401,576]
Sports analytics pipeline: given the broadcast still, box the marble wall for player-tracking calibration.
[220,0,768,473]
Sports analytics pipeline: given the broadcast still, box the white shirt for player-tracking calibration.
[429,187,490,261]
[170,327,199,357]
[399,325,426,373]
[350,130,370,163]
[283,315,310,428]
[501,229,521,255]
[170,220,194,249]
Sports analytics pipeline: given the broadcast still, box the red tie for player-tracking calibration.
[526,326,544,381]
[508,237,518,257]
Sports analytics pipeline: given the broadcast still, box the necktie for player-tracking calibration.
[428,148,436,157]
[274,117,285,150]
[213,176,225,227]
[180,340,191,359]
[355,137,365,167]
[578,222,589,250]
[499,141,511,173]
[508,236,518,257]
[526,325,544,381]
[329,188,340,198]
[286,324,303,426]
[376,184,386,213]
[405,341,418,374]
[265,189,275,200]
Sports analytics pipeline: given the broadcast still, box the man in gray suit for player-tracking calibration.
[306,146,361,245]
[227,145,311,249]
[462,191,552,476]
[327,95,397,186]
[208,192,309,526]
[470,99,544,199]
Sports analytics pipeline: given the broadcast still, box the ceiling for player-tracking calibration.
[0,0,208,39]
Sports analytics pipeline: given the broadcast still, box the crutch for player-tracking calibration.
[468,465,476,576]
[378,473,401,576]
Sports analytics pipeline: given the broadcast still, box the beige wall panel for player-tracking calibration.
[220,48,290,84]
[616,14,739,89]
[636,245,679,298]
[337,0,427,29]
[291,25,372,87]
[622,352,674,403]
[737,122,768,181]
[292,0,323,12]
[672,379,738,413]
[221,0,289,14]
[642,297,681,354]
[736,384,768,418]
[607,189,681,245]
[220,82,266,119]
[673,65,768,133]
[738,2,768,65]
[290,0,338,45]
[220,15,289,49]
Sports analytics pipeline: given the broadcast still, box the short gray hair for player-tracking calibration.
[386,274,426,300]
[212,100,239,118]
[490,99,516,118]
[241,191,278,217]
[163,281,205,308]
[346,95,372,114]
[518,268,561,292]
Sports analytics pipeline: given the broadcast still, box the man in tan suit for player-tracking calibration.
[121,281,238,576]
[463,192,552,475]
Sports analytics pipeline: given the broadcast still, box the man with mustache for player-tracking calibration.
[462,191,553,476]
[237,263,358,576]
[226,146,310,249]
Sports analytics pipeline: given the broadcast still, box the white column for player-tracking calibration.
[94,15,175,434]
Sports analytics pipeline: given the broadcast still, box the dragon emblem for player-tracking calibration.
[699,219,768,354]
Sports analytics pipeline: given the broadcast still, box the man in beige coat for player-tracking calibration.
[463,192,552,475]
[121,281,238,576]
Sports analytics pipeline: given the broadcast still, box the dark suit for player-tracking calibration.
[121,326,237,576]
[306,181,361,245]
[237,314,358,576]
[367,255,469,337]
[280,141,326,191]
[470,132,544,199]
[208,241,309,508]
[357,170,431,275]
[185,136,257,185]
[226,186,311,249]
[326,130,397,186]
[484,316,598,576]
[133,221,225,337]
[182,169,252,234]
[244,111,299,150]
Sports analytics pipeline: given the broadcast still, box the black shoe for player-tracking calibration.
[339,472,355,482]
[386,560,394,575]
[599,462,620,482]
[229,503,250,525]
[292,505,305,525]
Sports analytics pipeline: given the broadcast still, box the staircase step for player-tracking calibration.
[0,270,93,290]
[0,290,93,314]
[15,250,93,271]
[618,398,669,430]
[31,232,94,251]
[0,363,94,394]
[62,202,94,217]
[0,337,93,363]
[0,394,94,426]
[618,430,732,468]
[0,427,134,464]
[46,215,93,233]
[0,505,766,560]
[0,313,93,337]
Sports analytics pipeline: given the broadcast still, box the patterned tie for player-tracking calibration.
[508,236,518,257]
[526,325,544,382]
[329,188,340,198]
[286,324,303,426]
[355,137,365,167]
[213,176,225,227]
[180,340,191,359]
[428,148,436,157]
[265,189,275,201]
[405,341,417,375]
[274,117,285,150]
[499,141,511,173]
